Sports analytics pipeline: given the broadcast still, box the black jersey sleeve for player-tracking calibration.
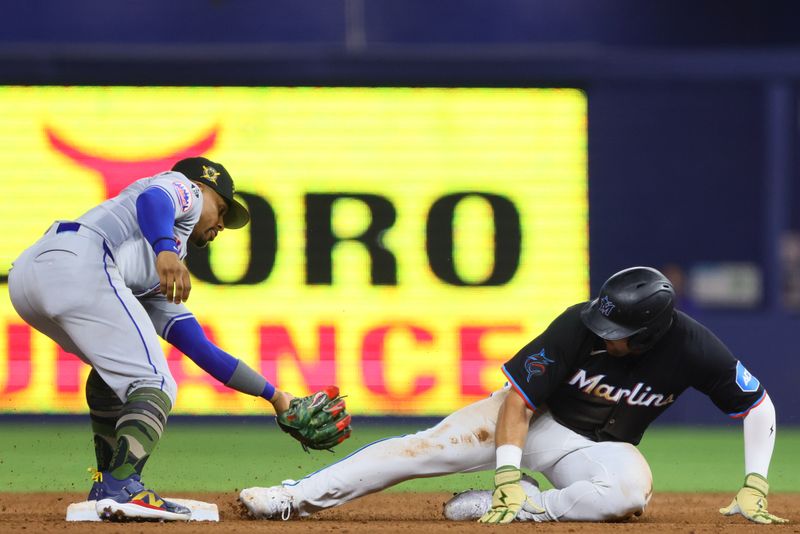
[687,316,766,418]
[502,303,589,411]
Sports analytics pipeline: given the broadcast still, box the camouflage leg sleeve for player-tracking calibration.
[108,387,171,480]
[85,369,123,472]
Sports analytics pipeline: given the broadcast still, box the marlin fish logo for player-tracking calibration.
[524,349,555,382]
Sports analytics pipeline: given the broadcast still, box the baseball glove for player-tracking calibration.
[276,386,351,452]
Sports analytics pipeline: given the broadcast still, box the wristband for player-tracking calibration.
[261,381,276,401]
[496,444,523,469]
[153,237,179,255]
[744,472,769,495]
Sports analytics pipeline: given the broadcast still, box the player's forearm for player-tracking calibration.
[742,393,776,477]
[494,390,533,467]
[166,316,276,401]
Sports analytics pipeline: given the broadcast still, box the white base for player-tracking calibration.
[66,499,219,522]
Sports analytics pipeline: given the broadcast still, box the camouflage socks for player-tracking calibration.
[85,369,123,472]
[85,371,173,480]
[108,387,172,480]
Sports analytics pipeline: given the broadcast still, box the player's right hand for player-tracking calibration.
[720,473,789,524]
[156,251,192,304]
[478,465,543,524]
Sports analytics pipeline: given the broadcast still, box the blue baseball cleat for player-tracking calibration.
[88,468,191,521]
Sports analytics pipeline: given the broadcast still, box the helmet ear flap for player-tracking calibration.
[628,311,674,352]
[627,331,652,352]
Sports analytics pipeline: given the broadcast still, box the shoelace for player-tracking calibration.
[277,481,294,520]
[87,467,148,500]
[88,467,102,484]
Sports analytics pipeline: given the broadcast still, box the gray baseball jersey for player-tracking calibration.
[8,171,201,403]
[78,171,203,297]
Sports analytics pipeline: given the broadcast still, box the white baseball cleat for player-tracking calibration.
[443,474,542,521]
[239,485,294,520]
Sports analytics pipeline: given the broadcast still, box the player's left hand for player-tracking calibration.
[269,389,294,415]
[276,386,351,452]
[479,466,544,524]
[720,473,789,524]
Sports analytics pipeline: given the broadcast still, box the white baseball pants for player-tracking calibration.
[285,386,652,521]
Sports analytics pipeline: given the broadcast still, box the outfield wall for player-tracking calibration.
[1,1,800,424]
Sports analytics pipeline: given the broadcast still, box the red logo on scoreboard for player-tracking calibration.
[44,126,218,198]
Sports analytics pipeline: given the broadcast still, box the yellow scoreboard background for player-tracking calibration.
[0,86,587,415]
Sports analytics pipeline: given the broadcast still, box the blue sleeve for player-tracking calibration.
[166,317,237,383]
[165,316,275,399]
[136,186,179,255]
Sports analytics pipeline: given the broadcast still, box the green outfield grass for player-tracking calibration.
[1,420,798,493]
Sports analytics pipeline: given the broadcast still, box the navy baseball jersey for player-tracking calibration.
[502,303,765,445]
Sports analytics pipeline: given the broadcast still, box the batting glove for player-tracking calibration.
[478,465,544,524]
[720,473,789,524]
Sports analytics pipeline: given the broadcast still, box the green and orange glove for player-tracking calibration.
[276,386,351,452]
[478,466,544,524]
[720,473,789,524]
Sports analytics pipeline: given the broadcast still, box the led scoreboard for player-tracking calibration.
[0,86,587,415]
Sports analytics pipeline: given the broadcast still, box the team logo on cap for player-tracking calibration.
[599,296,615,317]
[201,165,220,184]
[524,349,555,382]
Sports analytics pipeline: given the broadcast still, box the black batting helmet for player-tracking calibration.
[581,266,676,352]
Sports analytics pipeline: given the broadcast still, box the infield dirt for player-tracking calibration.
[1,492,798,533]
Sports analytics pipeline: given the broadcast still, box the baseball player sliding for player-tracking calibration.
[8,157,351,521]
[240,267,787,525]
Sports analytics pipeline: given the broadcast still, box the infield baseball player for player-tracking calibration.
[8,157,350,521]
[240,266,786,525]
